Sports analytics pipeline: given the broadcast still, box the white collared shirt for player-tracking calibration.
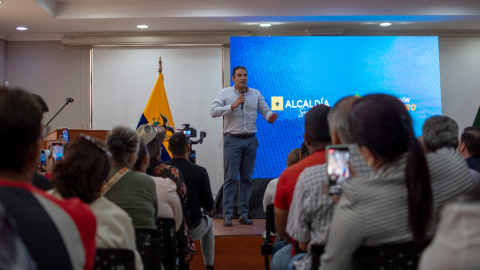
[210,86,272,134]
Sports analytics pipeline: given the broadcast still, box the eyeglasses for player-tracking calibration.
[78,134,112,158]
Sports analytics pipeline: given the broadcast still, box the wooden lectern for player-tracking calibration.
[42,129,110,149]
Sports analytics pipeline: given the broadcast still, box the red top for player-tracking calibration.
[274,150,326,210]
[0,179,97,270]
[274,150,326,255]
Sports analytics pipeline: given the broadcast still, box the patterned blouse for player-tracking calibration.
[149,163,188,204]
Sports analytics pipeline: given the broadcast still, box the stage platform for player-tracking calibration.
[189,218,268,270]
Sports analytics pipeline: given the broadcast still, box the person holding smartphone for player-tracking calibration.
[285,96,372,270]
[320,94,476,270]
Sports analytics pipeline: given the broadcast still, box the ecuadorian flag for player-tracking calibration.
[137,73,176,161]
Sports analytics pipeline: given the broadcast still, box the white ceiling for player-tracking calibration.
[1,0,480,43]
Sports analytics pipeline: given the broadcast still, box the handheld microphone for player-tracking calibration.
[66,98,74,103]
[240,91,244,110]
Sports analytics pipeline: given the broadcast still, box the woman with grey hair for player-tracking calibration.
[103,125,159,229]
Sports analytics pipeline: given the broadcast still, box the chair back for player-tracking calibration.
[156,218,177,270]
[93,249,135,270]
[261,204,276,270]
[310,245,325,270]
[265,204,276,238]
[135,228,162,270]
[352,241,426,270]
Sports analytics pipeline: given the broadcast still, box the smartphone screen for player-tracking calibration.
[52,143,64,161]
[326,145,350,195]
[62,128,69,143]
[40,150,46,166]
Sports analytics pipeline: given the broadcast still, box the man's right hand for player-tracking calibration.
[231,94,245,109]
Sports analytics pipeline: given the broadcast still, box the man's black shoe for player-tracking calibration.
[223,216,233,227]
[239,215,253,225]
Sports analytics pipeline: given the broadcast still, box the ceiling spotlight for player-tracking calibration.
[380,22,392,27]
[137,25,149,29]
[16,26,28,31]
[259,23,272,27]
[0,1,3,3]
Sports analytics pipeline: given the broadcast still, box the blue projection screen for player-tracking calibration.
[230,36,441,178]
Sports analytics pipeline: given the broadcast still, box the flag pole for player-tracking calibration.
[158,57,162,74]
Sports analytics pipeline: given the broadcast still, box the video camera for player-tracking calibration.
[181,124,207,163]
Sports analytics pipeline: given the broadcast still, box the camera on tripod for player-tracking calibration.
[181,124,207,163]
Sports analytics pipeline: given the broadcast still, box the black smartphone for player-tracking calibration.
[326,145,350,195]
[62,128,69,143]
[52,143,64,161]
[40,150,46,166]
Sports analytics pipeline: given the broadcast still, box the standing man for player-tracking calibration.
[210,66,278,227]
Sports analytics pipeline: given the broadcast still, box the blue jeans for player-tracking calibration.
[272,241,287,256]
[222,135,258,218]
[270,244,293,270]
[287,253,306,270]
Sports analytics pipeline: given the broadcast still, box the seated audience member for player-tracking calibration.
[459,126,480,183]
[419,186,480,270]
[263,148,301,212]
[264,147,302,257]
[320,94,476,270]
[300,141,310,160]
[286,96,372,270]
[104,125,158,228]
[0,87,96,270]
[165,132,215,270]
[134,140,183,232]
[422,115,459,152]
[137,124,188,204]
[271,105,331,270]
[49,135,143,270]
[30,93,53,190]
[0,203,36,270]
[136,125,196,268]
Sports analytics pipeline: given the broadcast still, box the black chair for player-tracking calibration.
[156,218,177,270]
[352,241,427,270]
[135,228,162,270]
[310,245,325,270]
[93,249,135,270]
[261,204,276,270]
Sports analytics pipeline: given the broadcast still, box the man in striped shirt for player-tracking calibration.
[286,96,372,270]
[0,87,97,270]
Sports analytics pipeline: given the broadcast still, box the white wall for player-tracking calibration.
[439,37,480,132]
[91,46,225,194]
[6,41,90,129]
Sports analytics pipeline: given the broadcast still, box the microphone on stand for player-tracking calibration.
[240,91,244,110]
[45,97,75,127]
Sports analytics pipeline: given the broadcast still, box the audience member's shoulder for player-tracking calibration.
[128,170,156,184]
[298,163,327,182]
[32,173,52,191]
[426,147,463,164]
[93,196,132,222]
[151,176,178,192]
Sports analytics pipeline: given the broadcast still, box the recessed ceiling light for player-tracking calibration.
[380,22,392,27]
[0,1,3,3]
[16,26,28,31]
[259,23,272,27]
[137,25,149,29]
